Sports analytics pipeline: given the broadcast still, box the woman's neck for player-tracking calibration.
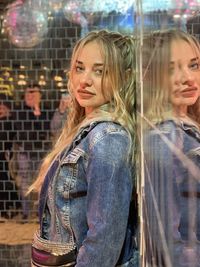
[171,106,199,128]
[174,113,199,129]
[173,105,187,118]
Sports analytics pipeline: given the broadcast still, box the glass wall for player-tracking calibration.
[138,1,200,266]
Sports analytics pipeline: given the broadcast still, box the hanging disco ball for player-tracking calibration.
[63,0,134,36]
[63,0,94,37]
[63,0,134,25]
[100,0,134,14]
[63,1,88,27]
[3,0,48,48]
[64,0,134,14]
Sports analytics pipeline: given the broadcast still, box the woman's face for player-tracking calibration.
[71,41,110,115]
[169,39,200,115]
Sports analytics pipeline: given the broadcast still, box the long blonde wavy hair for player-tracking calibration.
[28,30,136,193]
[142,29,200,125]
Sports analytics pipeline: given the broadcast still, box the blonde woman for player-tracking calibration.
[143,29,200,266]
[29,30,137,267]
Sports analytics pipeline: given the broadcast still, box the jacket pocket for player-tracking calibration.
[61,147,86,164]
[57,147,86,195]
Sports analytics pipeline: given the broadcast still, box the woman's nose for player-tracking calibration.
[80,72,93,88]
[180,68,194,85]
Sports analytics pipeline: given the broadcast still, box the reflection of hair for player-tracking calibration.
[143,29,200,124]
[29,30,136,192]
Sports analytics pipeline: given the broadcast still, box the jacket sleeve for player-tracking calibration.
[75,131,133,267]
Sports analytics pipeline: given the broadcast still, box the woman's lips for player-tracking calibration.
[181,87,198,97]
[77,89,95,99]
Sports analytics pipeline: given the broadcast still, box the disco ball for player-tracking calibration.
[63,1,88,27]
[4,1,48,48]
[64,0,133,14]
[63,0,134,30]
[100,0,134,14]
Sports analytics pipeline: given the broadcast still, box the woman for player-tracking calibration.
[29,30,137,267]
[143,29,200,267]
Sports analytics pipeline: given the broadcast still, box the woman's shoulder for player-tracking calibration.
[144,120,180,149]
[88,121,129,139]
[86,121,131,160]
[150,118,200,137]
[84,121,130,149]
[147,119,179,135]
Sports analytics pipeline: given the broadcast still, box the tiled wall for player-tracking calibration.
[0,3,199,222]
[186,15,200,37]
[0,12,83,222]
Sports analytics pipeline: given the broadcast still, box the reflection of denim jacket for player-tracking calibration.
[145,119,200,195]
[40,120,134,267]
[144,119,200,262]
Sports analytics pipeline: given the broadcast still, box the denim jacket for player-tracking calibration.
[39,120,134,267]
[144,119,200,264]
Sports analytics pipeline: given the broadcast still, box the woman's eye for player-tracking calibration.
[189,62,200,70]
[75,66,84,72]
[169,63,175,75]
[95,69,103,75]
[169,67,174,75]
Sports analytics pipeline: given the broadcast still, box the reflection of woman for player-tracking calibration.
[29,30,137,267]
[143,29,200,266]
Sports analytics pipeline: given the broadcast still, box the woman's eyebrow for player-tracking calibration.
[93,63,104,67]
[76,60,104,67]
[191,57,199,62]
[76,60,83,65]
[169,57,199,65]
